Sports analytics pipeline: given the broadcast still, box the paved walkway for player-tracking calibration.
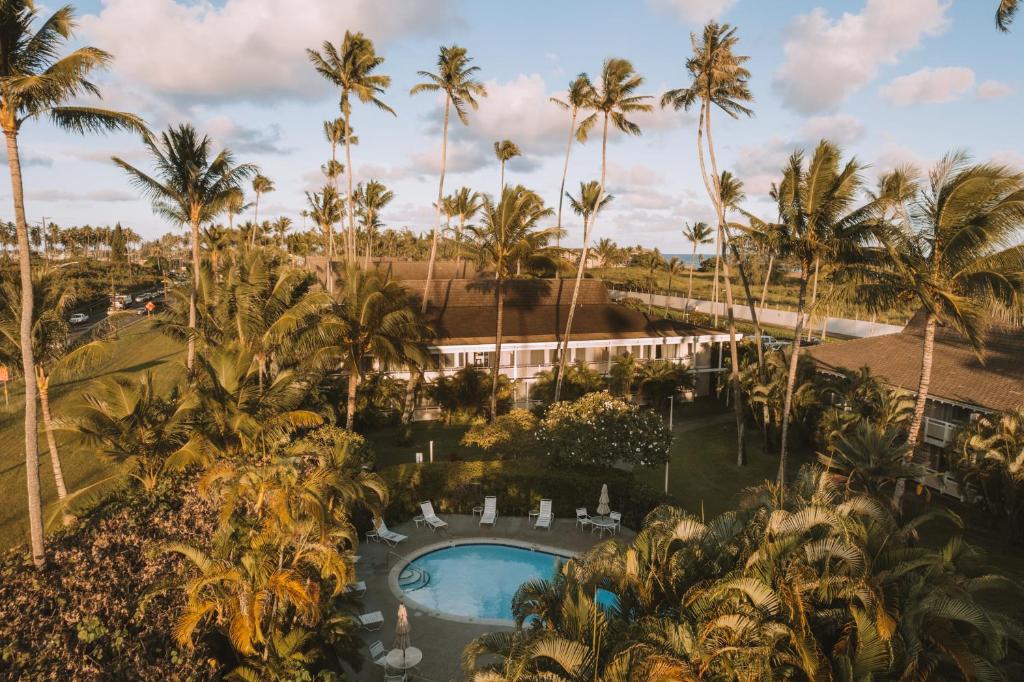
[350,514,634,681]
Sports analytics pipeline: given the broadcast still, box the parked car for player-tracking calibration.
[761,335,790,351]
[69,313,88,325]
[135,294,148,303]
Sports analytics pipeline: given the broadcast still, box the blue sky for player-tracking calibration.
[7,0,1022,252]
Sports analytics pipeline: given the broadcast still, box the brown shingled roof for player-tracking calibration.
[807,311,1024,412]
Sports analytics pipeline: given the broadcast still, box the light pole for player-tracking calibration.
[664,395,674,494]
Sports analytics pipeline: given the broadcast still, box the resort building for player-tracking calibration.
[807,312,1024,494]
[308,258,737,420]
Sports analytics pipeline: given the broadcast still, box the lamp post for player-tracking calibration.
[665,396,673,494]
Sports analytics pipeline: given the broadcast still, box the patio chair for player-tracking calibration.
[609,511,622,534]
[344,580,366,596]
[479,496,497,526]
[368,640,388,668]
[575,507,592,530]
[384,674,407,682]
[358,610,384,631]
[375,519,409,546]
[535,499,554,530]
[420,501,448,532]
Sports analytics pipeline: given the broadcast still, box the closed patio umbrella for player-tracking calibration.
[394,601,410,656]
[597,484,610,516]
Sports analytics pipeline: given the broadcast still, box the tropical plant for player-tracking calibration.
[410,45,486,312]
[429,365,512,424]
[553,181,613,402]
[997,0,1018,30]
[849,152,1024,447]
[448,186,483,270]
[461,408,539,459]
[532,359,606,406]
[818,420,924,501]
[660,256,686,317]
[608,351,639,400]
[681,220,713,317]
[308,31,394,263]
[114,124,256,371]
[550,73,596,249]
[0,0,145,566]
[493,139,521,193]
[637,359,693,410]
[353,179,394,267]
[250,174,274,235]
[464,185,556,418]
[306,184,343,289]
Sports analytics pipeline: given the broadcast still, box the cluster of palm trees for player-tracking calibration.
[465,462,1024,680]
[0,221,143,261]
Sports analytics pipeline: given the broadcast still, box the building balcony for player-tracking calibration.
[922,416,960,448]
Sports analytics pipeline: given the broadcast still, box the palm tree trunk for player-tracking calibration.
[806,256,819,341]
[455,214,465,272]
[401,367,418,425]
[698,102,745,465]
[490,278,505,421]
[663,273,673,317]
[906,311,936,446]
[759,254,774,313]
[188,215,200,371]
[36,371,72,525]
[711,229,721,326]
[686,243,697,320]
[499,160,505,195]
[554,114,609,403]
[423,98,450,315]
[343,114,356,264]
[251,192,260,245]
[346,368,359,430]
[555,108,578,279]
[778,267,809,483]
[5,128,45,567]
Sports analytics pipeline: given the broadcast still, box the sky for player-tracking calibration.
[6,0,1023,252]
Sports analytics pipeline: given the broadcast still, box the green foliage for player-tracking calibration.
[429,365,512,424]
[530,360,605,405]
[461,408,538,459]
[537,391,671,467]
[293,425,375,469]
[954,408,1024,542]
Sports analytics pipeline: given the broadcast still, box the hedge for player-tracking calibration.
[381,458,672,531]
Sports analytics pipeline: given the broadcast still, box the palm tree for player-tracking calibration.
[115,124,256,372]
[250,174,274,238]
[272,216,292,250]
[354,179,394,267]
[308,31,394,264]
[322,118,347,256]
[465,186,555,419]
[997,0,1018,30]
[554,181,613,402]
[662,256,686,317]
[448,186,483,271]
[550,74,596,255]
[761,141,880,481]
[318,266,430,429]
[493,139,521,193]
[594,237,620,267]
[1,0,145,567]
[305,185,343,292]
[410,45,487,313]
[662,20,753,466]
[639,249,664,314]
[681,221,713,318]
[851,153,1024,447]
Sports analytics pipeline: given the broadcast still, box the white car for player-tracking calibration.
[135,293,149,302]
[69,313,89,325]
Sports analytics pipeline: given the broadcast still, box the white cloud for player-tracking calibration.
[648,0,737,23]
[204,116,292,155]
[799,114,865,145]
[27,188,137,202]
[989,150,1024,169]
[450,74,569,152]
[977,80,1015,100]
[733,137,792,194]
[880,67,975,106]
[773,0,950,114]
[873,144,929,177]
[81,0,455,103]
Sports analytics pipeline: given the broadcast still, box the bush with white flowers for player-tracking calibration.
[537,391,671,467]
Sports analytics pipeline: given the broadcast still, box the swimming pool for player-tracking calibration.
[398,542,612,622]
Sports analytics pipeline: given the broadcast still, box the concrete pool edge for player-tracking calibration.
[386,536,579,628]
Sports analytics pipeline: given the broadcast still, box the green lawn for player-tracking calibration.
[0,320,185,550]
[362,421,489,469]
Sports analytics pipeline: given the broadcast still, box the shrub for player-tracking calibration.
[529,361,606,405]
[428,366,512,424]
[537,391,671,468]
[294,425,375,468]
[461,409,539,459]
[380,459,670,531]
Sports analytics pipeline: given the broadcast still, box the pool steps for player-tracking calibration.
[398,566,430,592]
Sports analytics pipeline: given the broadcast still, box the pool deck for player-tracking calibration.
[350,513,634,681]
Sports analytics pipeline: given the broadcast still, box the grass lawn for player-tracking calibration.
[362,421,489,469]
[0,320,185,550]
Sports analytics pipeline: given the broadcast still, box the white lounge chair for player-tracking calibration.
[575,507,592,530]
[479,496,497,526]
[375,519,408,546]
[420,501,448,532]
[344,580,366,595]
[609,511,622,534]
[384,674,407,682]
[358,611,384,631]
[369,640,388,668]
[535,499,554,530]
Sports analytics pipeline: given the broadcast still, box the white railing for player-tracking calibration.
[922,416,959,448]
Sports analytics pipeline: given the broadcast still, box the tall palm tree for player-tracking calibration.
[322,118,347,256]
[410,45,486,312]
[493,139,521,193]
[550,74,596,255]
[305,185,343,292]
[997,0,1018,30]
[354,179,394,267]
[250,174,274,237]
[308,32,394,264]
[851,153,1024,447]
[662,21,753,465]
[272,216,292,250]
[681,221,713,318]
[114,124,256,372]
[640,248,664,314]
[554,182,613,401]
[662,256,686,317]
[465,186,555,418]
[760,141,880,481]
[1,0,145,567]
[448,186,483,271]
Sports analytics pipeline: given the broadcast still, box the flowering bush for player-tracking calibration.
[537,391,671,467]
[461,408,538,458]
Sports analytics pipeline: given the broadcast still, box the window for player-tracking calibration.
[472,351,489,367]
[530,349,546,366]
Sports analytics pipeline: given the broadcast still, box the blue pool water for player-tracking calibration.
[400,543,615,621]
